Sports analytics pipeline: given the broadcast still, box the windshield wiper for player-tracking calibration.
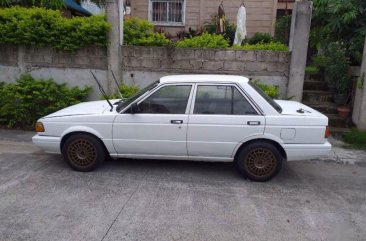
[90,71,113,112]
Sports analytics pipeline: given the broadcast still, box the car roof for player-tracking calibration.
[159,75,250,84]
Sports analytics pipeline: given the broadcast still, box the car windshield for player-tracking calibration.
[248,81,282,113]
[116,80,159,112]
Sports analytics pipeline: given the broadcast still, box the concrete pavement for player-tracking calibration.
[0,129,365,241]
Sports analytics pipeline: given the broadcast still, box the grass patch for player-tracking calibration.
[342,129,366,150]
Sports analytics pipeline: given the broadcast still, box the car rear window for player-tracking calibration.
[248,81,282,113]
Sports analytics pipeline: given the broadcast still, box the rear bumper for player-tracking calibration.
[284,141,332,161]
[32,134,61,154]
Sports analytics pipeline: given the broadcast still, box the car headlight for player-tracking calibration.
[35,122,45,132]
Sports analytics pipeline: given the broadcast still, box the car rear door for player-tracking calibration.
[113,84,193,158]
[187,84,265,160]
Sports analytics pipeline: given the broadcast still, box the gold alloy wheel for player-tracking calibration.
[67,139,97,167]
[245,148,277,177]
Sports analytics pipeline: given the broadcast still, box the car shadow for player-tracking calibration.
[100,157,300,183]
[35,152,301,183]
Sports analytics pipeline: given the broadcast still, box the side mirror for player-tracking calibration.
[130,103,139,114]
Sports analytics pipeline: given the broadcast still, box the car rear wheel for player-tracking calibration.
[236,142,283,182]
[62,134,105,172]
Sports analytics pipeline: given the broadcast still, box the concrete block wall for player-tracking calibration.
[0,45,18,66]
[0,44,290,99]
[0,45,108,100]
[122,46,290,96]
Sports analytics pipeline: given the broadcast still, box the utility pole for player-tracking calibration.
[106,0,122,93]
[119,0,124,46]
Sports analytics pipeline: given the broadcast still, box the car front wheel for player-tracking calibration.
[62,134,105,172]
[236,142,283,182]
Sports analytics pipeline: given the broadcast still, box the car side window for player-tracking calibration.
[137,85,192,114]
[193,85,258,115]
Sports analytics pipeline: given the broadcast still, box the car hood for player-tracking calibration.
[275,100,326,118]
[43,100,120,119]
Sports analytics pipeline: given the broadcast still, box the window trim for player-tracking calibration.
[148,0,186,26]
[190,83,262,116]
[128,83,194,115]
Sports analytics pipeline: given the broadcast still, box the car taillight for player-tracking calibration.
[325,126,330,138]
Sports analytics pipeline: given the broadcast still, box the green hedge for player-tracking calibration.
[233,42,288,51]
[0,75,91,129]
[0,6,111,51]
[124,17,170,46]
[176,33,229,49]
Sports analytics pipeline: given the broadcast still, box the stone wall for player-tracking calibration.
[0,44,291,99]
[122,46,290,96]
[0,45,108,100]
[0,45,107,69]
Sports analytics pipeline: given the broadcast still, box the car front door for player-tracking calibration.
[113,84,193,159]
[187,84,265,160]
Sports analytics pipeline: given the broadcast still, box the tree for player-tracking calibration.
[311,0,366,64]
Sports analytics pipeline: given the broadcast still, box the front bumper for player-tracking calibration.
[32,134,61,154]
[284,141,332,161]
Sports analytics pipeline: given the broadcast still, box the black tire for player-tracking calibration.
[62,134,106,172]
[235,142,283,182]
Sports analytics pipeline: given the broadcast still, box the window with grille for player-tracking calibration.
[149,0,185,25]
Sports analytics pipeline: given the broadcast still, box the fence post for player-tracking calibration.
[352,36,366,130]
[106,0,122,94]
[287,1,313,101]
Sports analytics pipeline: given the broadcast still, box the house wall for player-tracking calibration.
[130,0,277,37]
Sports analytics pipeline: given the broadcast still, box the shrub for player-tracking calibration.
[0,0,65,9]
[313,42,352,94]
[253,80,280,99]
[0,75,91,129]
[124,17,170,46]
[248,32,275,45]
[0,6,111,51]
[120,83,140,98]
[176,32,229,49]
[275,15,291,44]
[176,27,203,40]
[103,83,140,99]
[233,42,288,51]
[311,0,366,65]
[203,14,236,45]
[305,66,320,75]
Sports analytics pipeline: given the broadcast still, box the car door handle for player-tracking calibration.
[171,120,183,124]
[247,121,261,126]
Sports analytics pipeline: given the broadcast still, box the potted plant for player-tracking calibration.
[337,105,351,118]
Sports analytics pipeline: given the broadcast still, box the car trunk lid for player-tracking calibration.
[275,100,326,118]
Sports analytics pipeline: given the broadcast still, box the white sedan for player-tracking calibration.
[33,75,331,181]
